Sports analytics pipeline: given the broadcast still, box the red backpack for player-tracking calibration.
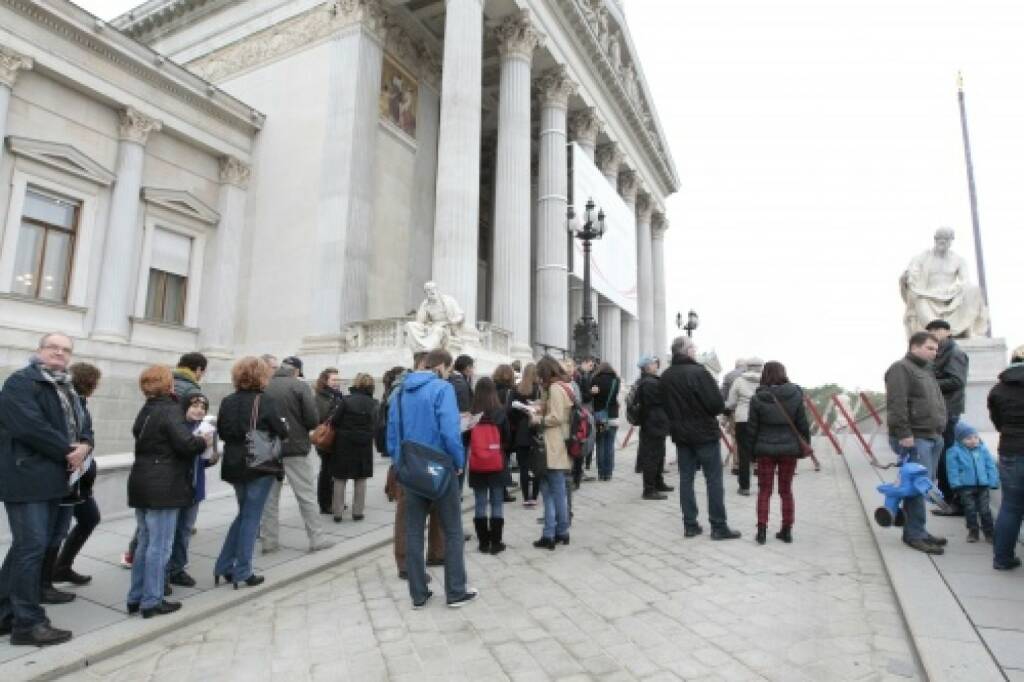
[557,382,593,460]
[469,420,504,473]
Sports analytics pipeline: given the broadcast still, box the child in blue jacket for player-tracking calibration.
[945,421,999,543]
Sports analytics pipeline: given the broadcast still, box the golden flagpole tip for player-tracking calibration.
[957,71,964,91]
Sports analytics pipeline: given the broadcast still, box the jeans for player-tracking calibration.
[127,508,178,609]
[540,470,570,539]
[167,502,200,577]
[596,426,617,479]
[959,487,993,532]
[57,497,101,571]
[472,481,505,519]
[261,454,325,550]
[515,447,537,501]
[756,457,797,526]
[677,441,728,531]
[216,476,274,582]
[994,455,1024,565]
[890,436,942,542]
[0,501,58,631]
[403,477,467,604]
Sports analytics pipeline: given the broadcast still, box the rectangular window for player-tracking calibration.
[144,228,191,325]
[12,188,79,302]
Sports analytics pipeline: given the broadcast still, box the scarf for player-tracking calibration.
[35,360,83,442]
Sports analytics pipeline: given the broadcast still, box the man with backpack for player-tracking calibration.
[635,356,673,500]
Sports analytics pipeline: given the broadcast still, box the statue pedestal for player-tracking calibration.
[959,337,1008,433]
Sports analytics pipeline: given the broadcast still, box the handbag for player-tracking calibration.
[311,397,340,450]
[770,393,814,458]
[394,383,454,500]
[245,396,283,473]
[593,378,618,432]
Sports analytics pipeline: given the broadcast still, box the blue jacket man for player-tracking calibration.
[387,370,464,472]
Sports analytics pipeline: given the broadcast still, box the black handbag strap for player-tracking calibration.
[770,392,811,453]
[249,395,260,431]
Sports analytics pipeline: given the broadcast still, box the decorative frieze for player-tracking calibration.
[535,65,577,109]
[568,107,602,148]
[494,10,543,61]
[330,0,386,32]
[0,46,33,88]
[219,155,251,188]
[118,107,162,144]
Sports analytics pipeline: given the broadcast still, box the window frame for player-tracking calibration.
[14,187,81,302]
[133,213,207,329]
[145,268,188,325]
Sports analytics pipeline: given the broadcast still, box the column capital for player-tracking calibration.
[652,212,670,238]
[118,107,162,144]
[619,169,639,203]
[596,142,623,177]
[0,46,33,89]
[568,107,603,148]
[495,10,543,60]
[535,65,577,109]
[219,156,252,188]
[636,192,654,223]
[330,0,387,33]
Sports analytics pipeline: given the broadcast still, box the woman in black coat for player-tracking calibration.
[214,357,288,588]
[747,361,811,545]
[330,373,378,522]
[126,366,209,618]
[313,368,343,513]
[990,345,1024,569]
[508,363,541,506]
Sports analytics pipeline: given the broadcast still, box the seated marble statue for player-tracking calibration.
[406,281,465,352]
[899,227,989,338]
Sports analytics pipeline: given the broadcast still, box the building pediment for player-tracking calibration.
[141,188,220,224]
[5,136,116,186]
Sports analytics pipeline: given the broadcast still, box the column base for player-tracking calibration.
[89,331,129,345]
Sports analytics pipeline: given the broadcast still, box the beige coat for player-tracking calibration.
[541,382,573,471]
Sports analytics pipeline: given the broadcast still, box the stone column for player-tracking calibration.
[534,65,577,353]
[652,214,669,359]
[598,300,622,369]
[0,47,32,169]
[618,169,640,381]
[568,107,601,161]
[92,108,162,342]
[492,11,541,356]
[433,0,484,333]
[199,157,251,355]
[596,142,624,188]
[304,1,386,350]
[636,191,655,356]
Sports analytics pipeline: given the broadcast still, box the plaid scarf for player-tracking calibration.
[34,360,82,442]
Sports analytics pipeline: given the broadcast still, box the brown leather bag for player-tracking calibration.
[310,398,341,450]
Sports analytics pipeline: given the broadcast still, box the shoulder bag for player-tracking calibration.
[245,395,283,473]
[394,384,454,500]
[770,393,814,458]
[311,397,341,450]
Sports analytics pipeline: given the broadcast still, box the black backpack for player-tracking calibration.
[625,379,644,426]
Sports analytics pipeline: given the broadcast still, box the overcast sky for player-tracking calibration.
[80,0,1022,390]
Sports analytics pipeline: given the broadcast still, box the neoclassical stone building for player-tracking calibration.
[0,0,677,452]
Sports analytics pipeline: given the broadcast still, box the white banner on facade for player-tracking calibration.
[569,143,638,317]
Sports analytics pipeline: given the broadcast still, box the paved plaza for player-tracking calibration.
[40,444,929,682]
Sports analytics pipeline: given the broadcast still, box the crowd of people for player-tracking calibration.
[1,325,1020,645]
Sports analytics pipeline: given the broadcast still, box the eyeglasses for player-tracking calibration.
[42,344,73,355]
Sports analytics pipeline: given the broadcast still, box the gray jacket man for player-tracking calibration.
[259,357,330,553]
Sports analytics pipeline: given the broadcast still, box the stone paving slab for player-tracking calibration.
[44,443,923,682]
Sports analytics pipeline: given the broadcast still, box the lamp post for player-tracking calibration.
[676,309,699,338]
[571,198,605,361]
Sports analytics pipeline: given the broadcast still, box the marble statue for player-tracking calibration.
[406,281,465,352]
[899,227,989,338]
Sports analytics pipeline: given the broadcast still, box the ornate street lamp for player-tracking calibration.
[676,309,699,338]
[570,198,606,361]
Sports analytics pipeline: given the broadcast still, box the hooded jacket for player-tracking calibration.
[945,438,999,490]
[988,363,1024,456]
[660,354,726,446]
[885,353,946,441]
[748,383,811,458]
[386,371,464,470]
[933,339,968,417]
[264,366,319,456]
[725,369,762,422]
[173,368,202,406]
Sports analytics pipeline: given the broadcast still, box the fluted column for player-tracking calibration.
[598,301,622,369]
[0,47,32,169]
[596,142,623,187]
[618,169,640,383]
[433,0,484,332]
[92,108,162,341]
[304,1,386,349]
[492,11,541,356]
[534,65,577,353]
[568,107,602,161]
[636,192,655,356]
[652,214,669,359]
[199,157,251,355]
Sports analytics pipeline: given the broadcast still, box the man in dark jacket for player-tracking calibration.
[660,336,741,540]
[260,356,330,553]
[885,331,948,554]
[988,345,1024,570]
[0,332,92,645]
[172,352,207,405]
[636,356,673,500]
[449,355,475,413]
[924,320,969,516]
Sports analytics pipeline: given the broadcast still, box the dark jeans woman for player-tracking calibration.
[515,447,537,503]
[595,425,617,480]
[54,497,100,582]
[994,454,1024,568]
[214,476,275,583]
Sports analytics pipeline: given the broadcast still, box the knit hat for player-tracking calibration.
[954,420,978,442]
[638,355,658,369]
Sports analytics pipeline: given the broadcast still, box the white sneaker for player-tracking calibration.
[447,588,479,608]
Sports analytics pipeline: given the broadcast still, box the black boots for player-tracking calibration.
[54,528,92,585]
[489,518,506,554]
[756,525,767,545]
[473,517,490,553]
[776,526,793,543]
[41,547,76,604]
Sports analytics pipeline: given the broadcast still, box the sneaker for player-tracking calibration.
[412,590,433,609]
[447,588,479,608]
[904,538,944,555]
[119,552,133,569]
[993,557,1021,571]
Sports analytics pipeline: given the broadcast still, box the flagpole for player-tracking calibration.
[957,71,991,334]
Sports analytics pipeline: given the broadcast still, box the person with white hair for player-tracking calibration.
[725,357,764,496]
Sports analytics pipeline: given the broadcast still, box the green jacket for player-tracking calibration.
[885,353,946,440]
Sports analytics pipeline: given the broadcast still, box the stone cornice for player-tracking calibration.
[0,44,33,88]
[568,106,602,147]
[535,65,577,109]
[495,10,543,61]
[113,0,239,41]
[1,0,264,134]
[219,155,251,188]
[118,107,163,144]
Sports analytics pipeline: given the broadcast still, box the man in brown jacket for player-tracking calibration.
[885,331,948,554]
